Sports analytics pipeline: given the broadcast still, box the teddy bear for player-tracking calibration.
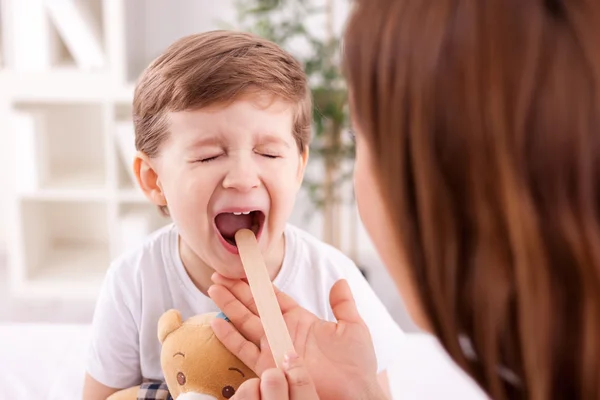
[108,310,256,400]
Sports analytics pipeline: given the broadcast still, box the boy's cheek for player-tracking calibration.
[268,190,299,222]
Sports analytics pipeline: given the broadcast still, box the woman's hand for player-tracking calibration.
[232,353,319,400]
[208,274,385,400]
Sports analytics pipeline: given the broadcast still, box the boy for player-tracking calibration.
[83,30,404,399]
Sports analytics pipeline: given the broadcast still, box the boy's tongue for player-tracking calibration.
[215,213,254,238]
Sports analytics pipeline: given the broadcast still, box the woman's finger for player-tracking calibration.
[211,317,262,373]
[208,284,264,345]
[211,273,260,315]
[329,279,365,326]
[284,352,320,400]
[212,272,301,314]
[260,368,289,400]
[232,377,261,400]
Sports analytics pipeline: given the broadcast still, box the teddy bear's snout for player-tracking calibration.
[177,392,217,400]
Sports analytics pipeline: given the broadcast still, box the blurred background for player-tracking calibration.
[0,0,416,330]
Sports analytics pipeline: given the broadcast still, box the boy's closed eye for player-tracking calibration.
[254,142,287,159]
[197,155,222,163]
[255,148,282,159]
[192,152,224,163]
[259,153,280,159]
[192,151,282,163]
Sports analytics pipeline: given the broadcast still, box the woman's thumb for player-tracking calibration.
[329,279,365,324]
[283,352,319,399]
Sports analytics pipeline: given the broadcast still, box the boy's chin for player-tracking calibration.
[212,267,247,281]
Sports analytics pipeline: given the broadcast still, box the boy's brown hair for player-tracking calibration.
[132,30,312,159]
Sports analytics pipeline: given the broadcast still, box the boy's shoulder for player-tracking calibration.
[107,222,177,279]
[284,224,360,278]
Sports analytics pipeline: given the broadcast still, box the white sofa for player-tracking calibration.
[0,323,486,399]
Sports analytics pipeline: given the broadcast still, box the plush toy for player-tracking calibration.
[108,310,256,400]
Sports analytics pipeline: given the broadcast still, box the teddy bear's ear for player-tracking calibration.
[158,309,183,344]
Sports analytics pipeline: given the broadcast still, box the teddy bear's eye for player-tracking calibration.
[177,372,186,385]
[222,385,235,398]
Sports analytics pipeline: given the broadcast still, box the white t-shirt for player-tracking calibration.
[86,223,405,389]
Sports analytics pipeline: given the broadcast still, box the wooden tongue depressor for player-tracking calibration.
[234,228,296,369]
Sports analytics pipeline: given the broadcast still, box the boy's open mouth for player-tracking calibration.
[214,210,265,247]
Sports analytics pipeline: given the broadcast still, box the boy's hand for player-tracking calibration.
[208,274,385,400]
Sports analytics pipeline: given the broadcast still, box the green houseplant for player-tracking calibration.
[229,0,357,254]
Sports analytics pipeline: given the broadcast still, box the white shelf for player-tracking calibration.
[43,167,106,190]
[116,188,147,203]
[17,243,108,299]
[18,189,107,202]
[0,69,133,102]
[11,200,110,299]
[12,102,106,192]
[3,0,234,301]
[114,102,138,190]
[2,70,114,101]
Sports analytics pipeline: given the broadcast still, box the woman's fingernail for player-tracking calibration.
[283,351,299,370]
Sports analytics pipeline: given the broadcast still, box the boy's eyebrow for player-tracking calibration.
[256,134,291,148]
[187,133,291,148]
[188,136,224,148]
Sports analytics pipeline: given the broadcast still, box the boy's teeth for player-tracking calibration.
[242,211,251,215]
[232,211,252,215]
[233,212,242,215]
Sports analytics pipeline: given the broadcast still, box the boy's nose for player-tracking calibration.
[222,161,260,192]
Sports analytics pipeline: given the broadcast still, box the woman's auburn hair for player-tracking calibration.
[343,0,600,399]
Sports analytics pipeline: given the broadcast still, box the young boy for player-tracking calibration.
[83,30,404,399]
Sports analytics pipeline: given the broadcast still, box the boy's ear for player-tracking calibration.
[296,145,309,186]
[133,151,167,207]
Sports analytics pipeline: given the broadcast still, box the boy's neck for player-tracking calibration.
[178,234,286,296]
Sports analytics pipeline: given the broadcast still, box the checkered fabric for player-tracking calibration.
[137,382,172,400]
